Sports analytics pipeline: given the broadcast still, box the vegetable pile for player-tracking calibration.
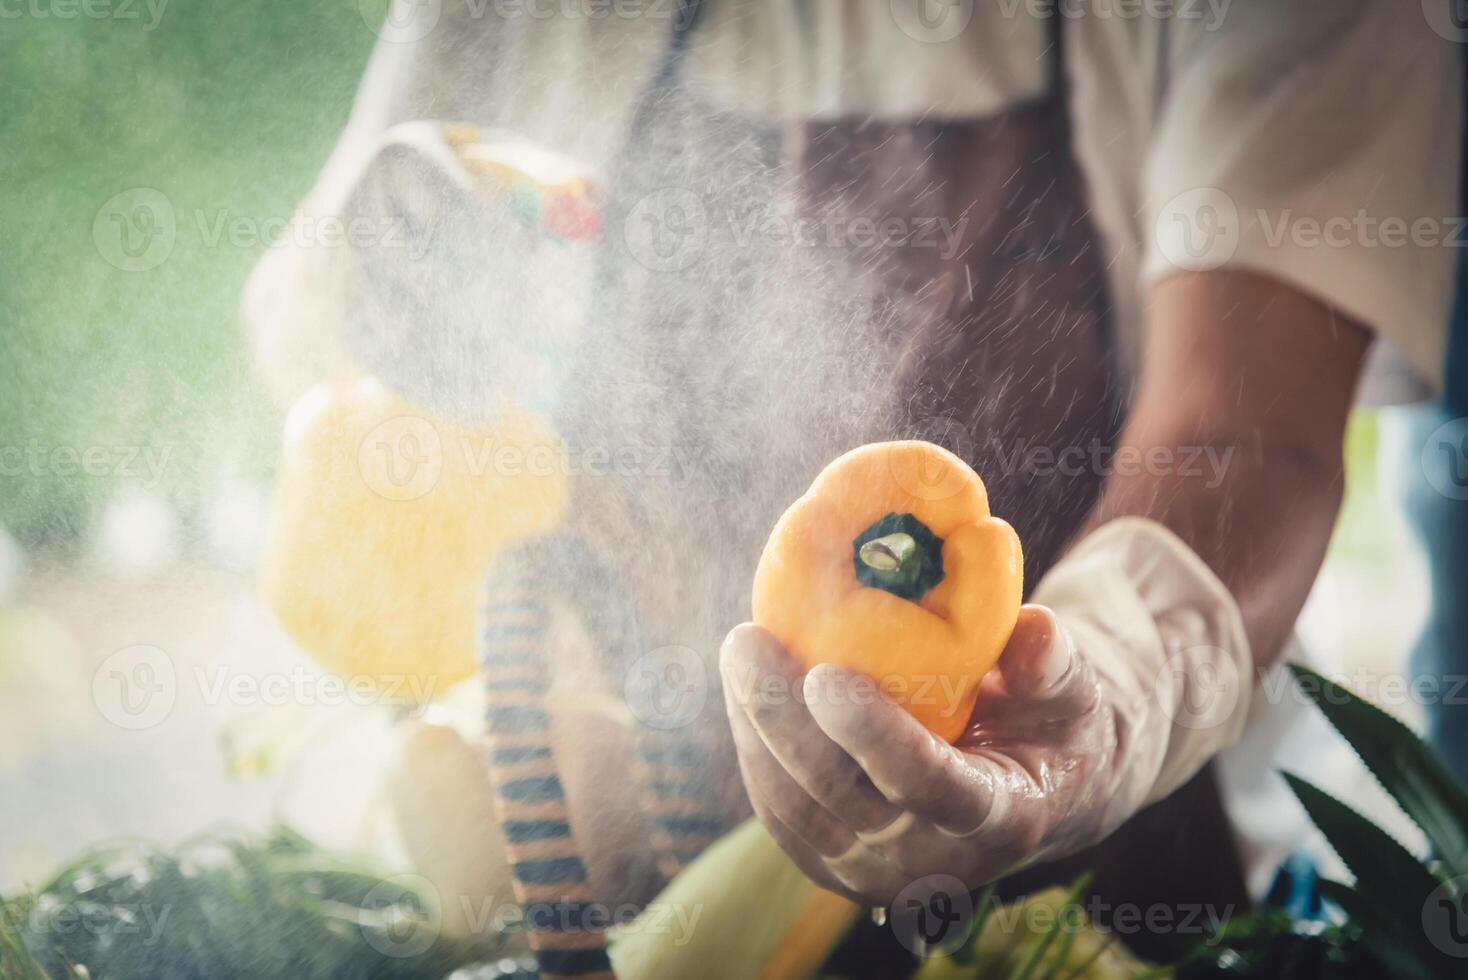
[0,827,511,980]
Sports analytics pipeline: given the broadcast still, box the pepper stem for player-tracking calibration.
[852,513,946,601]
[858,533,917,574]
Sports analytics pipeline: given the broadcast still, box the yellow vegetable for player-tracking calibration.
[608,819,860,980]
[260,376,567,697]
[753,441,1022,743]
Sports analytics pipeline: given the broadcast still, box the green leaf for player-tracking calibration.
[1284,773,1444,977]
[1316,880,1428,979]
[1287,663,1468,876]
[1032,902,1083,980]
[951,882,997,966]
[1008,873,1091,980]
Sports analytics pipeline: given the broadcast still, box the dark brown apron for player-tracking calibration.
[463,9,1251,976]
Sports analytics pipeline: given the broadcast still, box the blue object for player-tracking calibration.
[1399,40,1468,788]
[1264,850,1325,922]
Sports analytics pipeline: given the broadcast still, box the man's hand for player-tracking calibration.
[719,608,1130,905]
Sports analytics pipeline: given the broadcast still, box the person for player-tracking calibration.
[245,1,1462,970]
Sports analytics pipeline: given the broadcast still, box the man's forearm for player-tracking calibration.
[1078,269,1372,669]
[1082,430,1345,668]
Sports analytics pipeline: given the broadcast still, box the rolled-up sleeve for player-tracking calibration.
[1142,2,1462,392]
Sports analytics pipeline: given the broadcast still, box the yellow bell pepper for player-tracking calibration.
[752,441,1022,743]
[260,376,567,698]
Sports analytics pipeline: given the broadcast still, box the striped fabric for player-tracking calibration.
[478,535,728,979]
[479,547,614,980]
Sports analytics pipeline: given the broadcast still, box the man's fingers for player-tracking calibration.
[803,663,993,834]
[724,677,857,857]
[742,769,866,902]
[995,605,1099,718]
[721,624,902,833]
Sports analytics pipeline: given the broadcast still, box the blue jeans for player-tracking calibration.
[1396,402,1468,786]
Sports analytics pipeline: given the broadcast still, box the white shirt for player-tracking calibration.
[679,1,1462,394]
[247,0,1463,897]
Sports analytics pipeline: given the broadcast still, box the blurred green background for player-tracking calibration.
[0,0,379,555]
